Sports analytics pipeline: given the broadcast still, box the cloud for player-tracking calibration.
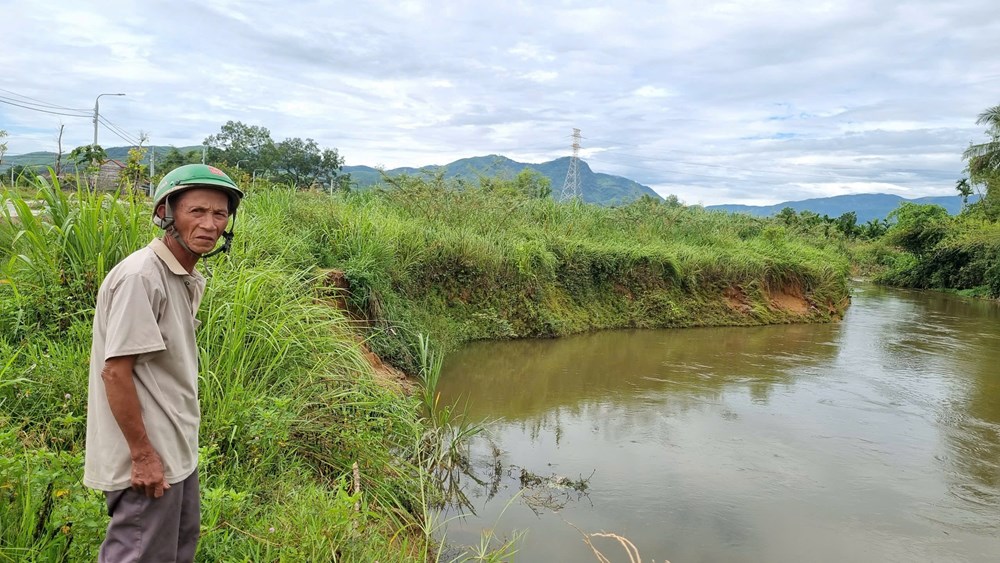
[1,0,998,204]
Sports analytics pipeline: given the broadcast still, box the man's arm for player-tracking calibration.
[101,355,170,499]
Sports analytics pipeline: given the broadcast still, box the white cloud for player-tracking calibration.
[1,0,998,205]
[508,42,556,62]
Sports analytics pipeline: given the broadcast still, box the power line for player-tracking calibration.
[0,88,89,111]
[98,116,141,146]
[0,97,90,118]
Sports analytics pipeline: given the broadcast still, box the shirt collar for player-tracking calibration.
[149,238,199,278]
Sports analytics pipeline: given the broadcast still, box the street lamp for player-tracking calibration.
[236,159,249,170]
[93,93,125,148]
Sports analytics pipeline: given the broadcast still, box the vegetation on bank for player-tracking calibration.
[836,103,1000,298]
[0,181,442,561]
[1,168,850,560]
[302,172,850,369]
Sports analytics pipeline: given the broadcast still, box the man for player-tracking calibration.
[84,164,243,562]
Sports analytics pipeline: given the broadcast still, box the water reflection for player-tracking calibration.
[437,285,1000,561]
[443,321,843,420]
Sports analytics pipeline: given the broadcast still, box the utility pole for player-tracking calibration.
[202,145,207,164]
[560,128,582,201]
[93,93,125,148]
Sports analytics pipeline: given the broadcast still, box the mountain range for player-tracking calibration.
[4,147,969,219]
[705,193,977,223]
[344,154,659,205]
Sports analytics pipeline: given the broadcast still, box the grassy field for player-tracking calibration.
[0,174,850,561]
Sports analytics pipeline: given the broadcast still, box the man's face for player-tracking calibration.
[165,188,231,255]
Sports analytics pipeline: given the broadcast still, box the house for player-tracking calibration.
[39,159,127,190]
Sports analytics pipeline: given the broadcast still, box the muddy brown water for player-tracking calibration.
[435,284,1000,562]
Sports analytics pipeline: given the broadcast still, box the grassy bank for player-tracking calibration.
[1,174,850,560]
[1,182,430,561]
[301,175,850,369]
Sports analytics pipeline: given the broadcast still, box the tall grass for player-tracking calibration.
[0,179,433,561]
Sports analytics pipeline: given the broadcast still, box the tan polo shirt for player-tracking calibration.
[84,238,206,491]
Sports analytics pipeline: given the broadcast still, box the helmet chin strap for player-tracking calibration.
[201,221,235,259]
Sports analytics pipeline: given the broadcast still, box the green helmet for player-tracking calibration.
[152,164,243,224]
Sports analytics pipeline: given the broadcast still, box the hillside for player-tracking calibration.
[1,145,203,169]
[707,193,979,223]
[345,154,660,205]
[6,149,657,205]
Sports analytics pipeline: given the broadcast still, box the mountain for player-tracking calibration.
[344,154,660,205]
[706,193,979,223]
[1,146,203,169]
[6,149,657,205]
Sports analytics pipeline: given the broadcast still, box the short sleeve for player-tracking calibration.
[104,273,167,360]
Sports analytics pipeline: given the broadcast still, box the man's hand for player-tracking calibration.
[102,355,171,499]
[131,448,171,498]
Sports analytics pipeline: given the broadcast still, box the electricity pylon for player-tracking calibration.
[560,128,582,201]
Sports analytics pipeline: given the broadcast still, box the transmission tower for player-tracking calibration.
[560,128,582,201]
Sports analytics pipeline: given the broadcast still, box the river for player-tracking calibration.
[435,284,1000,562]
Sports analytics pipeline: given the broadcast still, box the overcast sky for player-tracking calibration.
[2,0,998,205]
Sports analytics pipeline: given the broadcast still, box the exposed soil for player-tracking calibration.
[320,268,417,392]
[723,285,752,313]
[766,284,811,315]
[358,338,416,392]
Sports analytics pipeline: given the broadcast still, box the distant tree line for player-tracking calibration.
[2,121,348,192]
[200,121,349,190]
[772,207,888,240]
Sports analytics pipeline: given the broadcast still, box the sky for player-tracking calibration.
[1,0,998,206]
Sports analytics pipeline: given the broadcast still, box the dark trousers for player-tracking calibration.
[99,469,200,563]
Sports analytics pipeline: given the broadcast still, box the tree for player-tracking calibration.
[955,177,973,210]
[962,104,1000,216]
[834,211,859,238]
[775,207,799,226]
[860,218,890,239]
[69,144,107,169]
[118,147,148,192]
[204,121,275,170]
[885,202,950,255]
[963,105,1000,174]
[69,144,108,188]
[477,168,552,200]
[271,137,347,189]
[9,165,40,185]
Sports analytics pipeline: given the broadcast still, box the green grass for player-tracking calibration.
[1,179,431,561]
[1,173,851,561]
[291,176,850,368]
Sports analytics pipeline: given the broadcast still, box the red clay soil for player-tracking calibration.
[723,285,752,314]
[321,268,416,392]
[766,284,811,315]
